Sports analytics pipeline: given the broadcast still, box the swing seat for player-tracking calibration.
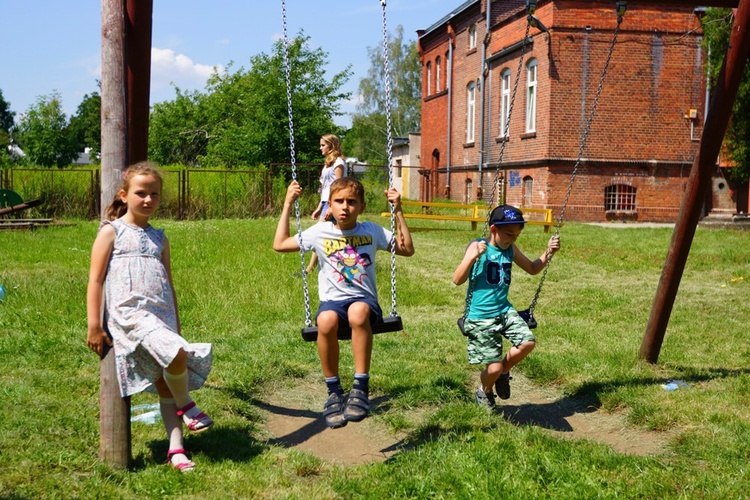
[518,309,538,329]
[301,315,403,342]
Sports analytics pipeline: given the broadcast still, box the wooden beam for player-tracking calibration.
[126,0,153,164]
[100,0,130,469]
[640,0,750,363]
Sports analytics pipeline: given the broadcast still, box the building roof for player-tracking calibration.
[419,0,479,39]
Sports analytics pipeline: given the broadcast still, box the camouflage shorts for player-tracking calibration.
[465,309,536,365]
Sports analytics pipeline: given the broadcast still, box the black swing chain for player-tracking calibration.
[462,21,532,320]
[526,9,625,318]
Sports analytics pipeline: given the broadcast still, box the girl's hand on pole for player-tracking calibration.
[87,325,112,357]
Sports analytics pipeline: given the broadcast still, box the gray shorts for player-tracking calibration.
[464,309,536,365]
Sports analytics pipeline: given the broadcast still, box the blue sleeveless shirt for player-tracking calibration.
[466,240,514,319]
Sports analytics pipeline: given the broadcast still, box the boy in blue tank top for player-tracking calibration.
[453,205,560,408]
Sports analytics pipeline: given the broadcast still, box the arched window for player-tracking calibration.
[465,178,473,203]
[522,176,533,206]
[436,57,442,93]
[605,184,637,211]
[446,51,451,89]
[469,24,477,50]
[526,59,537,133]
[466,81,476,143]
[499,68,511,137]
[426,62,432,95]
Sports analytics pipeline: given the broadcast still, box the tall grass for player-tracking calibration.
[0,218,748,497]
[2,165,395,221]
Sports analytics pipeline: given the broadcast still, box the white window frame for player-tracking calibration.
[526,59,537,133]
[426,62,432,95]
[469,24,477,50]
[436,57,442,93]
[499,68,511,137]
[466,81,476,143]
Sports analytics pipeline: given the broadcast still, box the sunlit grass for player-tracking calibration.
[0,219,748,497]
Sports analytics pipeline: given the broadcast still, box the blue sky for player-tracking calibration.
[0,0,461,128]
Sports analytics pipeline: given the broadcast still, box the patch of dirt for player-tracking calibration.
[261,374,673,465]
[495,373,674,456]
[260,381,406,465]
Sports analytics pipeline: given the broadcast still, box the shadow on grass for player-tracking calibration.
[142,426,266,469]
[254,395,392,449]
[495,394,598,431]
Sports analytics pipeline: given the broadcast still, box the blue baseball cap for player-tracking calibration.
[490,205,525,226]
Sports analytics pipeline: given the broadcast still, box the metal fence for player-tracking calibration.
[0,164,400,220]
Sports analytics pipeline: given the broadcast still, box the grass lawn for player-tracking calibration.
[1,216,748,498]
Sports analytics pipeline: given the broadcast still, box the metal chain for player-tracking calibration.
[281,0,312,327]
[463,21,532,319]
[381,0,398,317]
[526,13,624,316]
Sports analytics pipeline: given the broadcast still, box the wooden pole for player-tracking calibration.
[640,2,750,363]
[100,0,130,468]
[126,0,153,164]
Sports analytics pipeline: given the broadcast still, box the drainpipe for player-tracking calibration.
[446,37,453,199]
[477,0,491,201]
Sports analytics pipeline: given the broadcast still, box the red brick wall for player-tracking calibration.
[419,0,710,221]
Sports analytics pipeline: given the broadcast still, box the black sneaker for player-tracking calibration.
[495,372,511,400]
[475,387,496,409]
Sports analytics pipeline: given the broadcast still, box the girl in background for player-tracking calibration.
[307,134,347,274]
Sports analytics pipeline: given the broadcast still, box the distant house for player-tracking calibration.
[73,147,95,166]
[391,134,421,200]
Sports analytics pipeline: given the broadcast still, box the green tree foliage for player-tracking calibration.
[0,88,15,161]
[68,91,101,162]
[16,92,78,168]
[148,32,351,168]
[348,25,421,164]
[149,89,209,166]
[702,8,750,182]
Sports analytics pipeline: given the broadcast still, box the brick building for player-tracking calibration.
[417,0,742,222]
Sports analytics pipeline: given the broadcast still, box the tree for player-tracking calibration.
[16,92,78,168]
[149,88,209,165]
[148,32,351,169]
[0,89,15,161]
[348,25,422,164]
[702,8,750,182]
[68,91,101,161]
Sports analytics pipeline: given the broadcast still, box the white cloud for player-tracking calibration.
[150,47,223,93]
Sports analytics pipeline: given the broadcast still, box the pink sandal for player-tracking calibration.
[177,401,214,433]
[167,449,195,472]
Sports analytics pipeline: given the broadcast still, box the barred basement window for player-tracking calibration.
[604,184,637,211]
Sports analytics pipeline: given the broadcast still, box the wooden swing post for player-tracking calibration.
[640,0,750,363]
[99,0,153,468]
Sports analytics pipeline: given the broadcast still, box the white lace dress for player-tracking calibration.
[102,219,212,398]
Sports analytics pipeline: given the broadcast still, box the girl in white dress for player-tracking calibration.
[86,162,213,472]
[307,134,346,274]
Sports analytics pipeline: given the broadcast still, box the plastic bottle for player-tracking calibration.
[130,403,161,424]
[0,285,6,302]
